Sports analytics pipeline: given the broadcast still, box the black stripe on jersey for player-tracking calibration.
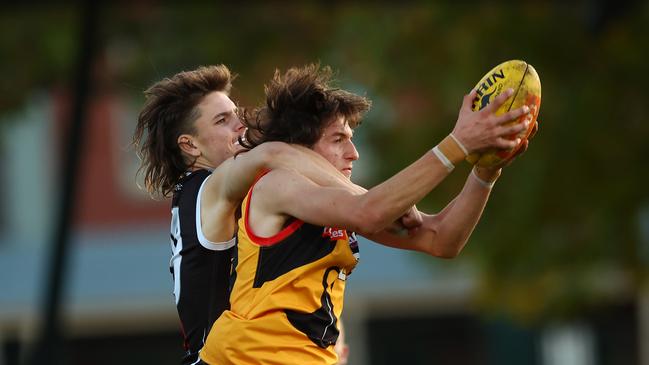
[285,266,341,348]
[252,223,337,289]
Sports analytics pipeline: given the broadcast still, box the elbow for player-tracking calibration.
[425,229,464,259]
[428,237,466,259]
[431,247,460,259]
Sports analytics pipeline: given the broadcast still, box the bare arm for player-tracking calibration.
[250,90,532,237]
[198,141,364,242]
[365,128,538,258]
[194,142,340,241]
[363,168,497,258]
[227,87,528,212]
[342,89,530,232]
[217,142,361,203]
[251,153,461,236]
[253,90,529,234]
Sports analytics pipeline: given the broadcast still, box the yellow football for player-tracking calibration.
[466,60,541,167]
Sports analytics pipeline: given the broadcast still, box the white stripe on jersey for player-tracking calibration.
[170,206,183,305]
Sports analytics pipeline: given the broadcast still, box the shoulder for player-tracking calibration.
[202,155,245,192]
[196,165,229,206]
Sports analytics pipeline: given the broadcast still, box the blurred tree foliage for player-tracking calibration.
[2,1,648,324]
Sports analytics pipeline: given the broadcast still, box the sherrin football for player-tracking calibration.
[466,60,541,167]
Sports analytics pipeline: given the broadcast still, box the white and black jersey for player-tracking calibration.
[169,169,236,365]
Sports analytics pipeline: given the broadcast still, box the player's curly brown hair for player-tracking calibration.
[240,64,371,149]
[133,65,233,197]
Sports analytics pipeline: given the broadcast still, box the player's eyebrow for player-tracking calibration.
[212,109,234,120]
[331,131,353,139]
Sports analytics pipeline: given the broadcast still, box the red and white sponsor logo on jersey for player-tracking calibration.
[322,227,348,240]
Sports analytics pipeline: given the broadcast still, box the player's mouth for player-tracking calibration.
[234,129,248,148]
[233,136,244,148]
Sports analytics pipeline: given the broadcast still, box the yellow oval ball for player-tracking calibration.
[466,60,542,167]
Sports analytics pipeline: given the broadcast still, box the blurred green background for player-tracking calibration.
[1,1,648,365]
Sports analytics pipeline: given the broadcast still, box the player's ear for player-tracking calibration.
[178,134,200,157]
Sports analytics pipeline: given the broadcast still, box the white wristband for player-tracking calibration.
[449,133,469,156]
[471,168,496,189]
[432,146,455,172]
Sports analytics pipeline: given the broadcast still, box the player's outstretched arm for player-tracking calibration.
[362,168,500,258]
[248,149,490,238]
[249,91,533,237]
[322,88,531,233]
[366,121,538,257]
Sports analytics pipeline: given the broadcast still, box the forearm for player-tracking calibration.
[354,135,465,232]
[429,167,499,256]
[266,136,468,235]
[367,171,496,257]
[222,142,286,200]
[362,229,426,252]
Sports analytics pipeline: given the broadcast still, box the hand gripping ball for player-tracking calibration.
[466,60,541,167]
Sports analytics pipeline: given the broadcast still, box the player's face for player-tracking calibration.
[312,116,359,179]
[192,91,245,167]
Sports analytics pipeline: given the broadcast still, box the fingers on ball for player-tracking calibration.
[484,88,514,112]
[502,122,527,136]
[497,137,520,149]
[528,121,539,139]
[463,90,477,109]
[495,105,529,125]
[516,140,529,156]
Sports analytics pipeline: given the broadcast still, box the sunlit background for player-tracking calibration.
[1,1,648,364]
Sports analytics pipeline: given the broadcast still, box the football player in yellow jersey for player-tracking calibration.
[198,64,534,364]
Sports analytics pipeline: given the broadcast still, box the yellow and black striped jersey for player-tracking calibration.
[200,174,359,365]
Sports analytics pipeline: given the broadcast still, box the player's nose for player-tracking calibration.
[346,141,359,161]
[233,117,245,133]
